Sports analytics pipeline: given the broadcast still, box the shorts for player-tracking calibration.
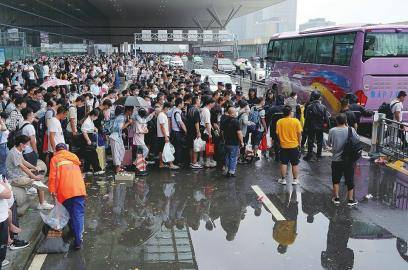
[331,161,355,190]
[280,147,300,166]
[157,137,166,152]
[11,177,34,187]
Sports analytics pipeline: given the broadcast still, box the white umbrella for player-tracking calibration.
[41,79,71,89]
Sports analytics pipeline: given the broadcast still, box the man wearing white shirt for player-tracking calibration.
[200,98,217,168]
[157,103,179,170]
[48,106,67,154]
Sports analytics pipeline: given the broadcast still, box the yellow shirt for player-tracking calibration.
[276,117,302,149]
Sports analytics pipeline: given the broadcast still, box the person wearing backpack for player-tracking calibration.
[170,98,187,166]
[5,97,26,132]
[66,96,85,152]
[20,108,38,166]
[391,90,407,122]
[303,91,329,161]
[328,114,360,207]
[248,97,267,159]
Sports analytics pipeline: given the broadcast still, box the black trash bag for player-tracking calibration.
[37,224,70,254]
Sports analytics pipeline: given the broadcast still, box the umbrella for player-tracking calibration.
[41,79,71,89]
[114,96,150,108]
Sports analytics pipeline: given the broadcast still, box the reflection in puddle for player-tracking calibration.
[79,166,407,270]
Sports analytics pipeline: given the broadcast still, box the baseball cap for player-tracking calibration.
[56,143,68,151]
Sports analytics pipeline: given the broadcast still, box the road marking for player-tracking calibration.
[28,254,47,270]
[251,185,286,221]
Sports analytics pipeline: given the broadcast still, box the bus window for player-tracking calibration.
[267,40,274,54]
[363,32,408,60]
[272,40,282,61]
[333,33,356,66]
[316,35,334,64]
[290,38,304,62]
[302,37,317,63]
[281,39,293,61]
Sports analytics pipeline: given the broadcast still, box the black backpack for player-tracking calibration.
[378,102,400,120]
[341,127,362,164]
[8,123,30,149]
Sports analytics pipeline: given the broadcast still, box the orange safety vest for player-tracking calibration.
[48,150,86,203]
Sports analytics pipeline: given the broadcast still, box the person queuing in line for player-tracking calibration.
[157,103,179,170]
[276,106,302,185]
[328,114,359,206]
[81,109,104,175]
[200,98,217,168]
[170,97,187,166]
[303,91,329,162]
[221,106,244,177]
[48,143,86,250]
[20,108,39,166]
[109,106,133,173]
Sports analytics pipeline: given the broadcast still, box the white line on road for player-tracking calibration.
[251,185,286,221]
[28,254,47,270]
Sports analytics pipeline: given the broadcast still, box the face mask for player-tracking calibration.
[87,100,93,107]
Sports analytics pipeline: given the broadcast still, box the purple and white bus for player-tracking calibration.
[266,24,408,121]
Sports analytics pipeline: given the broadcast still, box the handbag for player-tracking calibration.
[259,133,268,151]
[206,138,215,156]
[122,137,133,166]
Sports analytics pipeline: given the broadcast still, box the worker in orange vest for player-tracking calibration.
[48,143,86,250]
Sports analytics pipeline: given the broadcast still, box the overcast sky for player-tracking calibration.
[297,0,408,25]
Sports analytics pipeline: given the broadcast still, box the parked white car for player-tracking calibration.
[206,74,236,93]
[170,56,184,68]
[161,55,171,66]
[192,69,215,82]
[192,55,203,65]
[250,64,266,82]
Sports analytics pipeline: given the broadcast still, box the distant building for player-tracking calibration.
[227,0,297,40]
[299,18,336,31]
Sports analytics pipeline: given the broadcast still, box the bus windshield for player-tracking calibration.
[364,32,408,59]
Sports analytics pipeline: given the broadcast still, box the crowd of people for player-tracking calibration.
[0,52,385,266]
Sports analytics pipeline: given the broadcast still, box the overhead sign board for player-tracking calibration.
[158,30,167,42]
[188,30,198,42]
[142,30,152,42]
[173,30,182,42]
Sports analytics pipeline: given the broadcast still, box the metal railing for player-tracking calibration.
[372,113,408,161]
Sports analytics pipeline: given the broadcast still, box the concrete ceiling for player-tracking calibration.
[88,0,285,29]
[2,0,285,44]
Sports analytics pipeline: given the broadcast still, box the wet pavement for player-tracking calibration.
[33,156,408,270]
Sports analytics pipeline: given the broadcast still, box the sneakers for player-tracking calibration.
[169,165,180,170]
[205,160,217,168]
[9,239,30,250]
[37,202,54,210]
[146,160,156,165]
[94,171,105,175]
[2,259,9,267]
[190,163,203,169]
[278,178,287,185]
[347,200,358,207]
[32,181,48,190]
[292,179,299,185]
[26,187,37,195]
[332,197,340,205]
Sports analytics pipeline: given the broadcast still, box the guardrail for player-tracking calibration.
[372,113,408,161]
